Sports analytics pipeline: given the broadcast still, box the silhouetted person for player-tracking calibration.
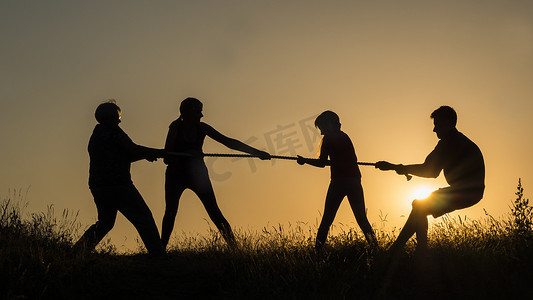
[75,100,166,256]
[161,97,270,249]
[296,111,377,251]
[376,106,485,254]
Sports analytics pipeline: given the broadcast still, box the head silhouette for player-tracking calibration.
[95,100,121,125]
[179,97,203,123]
[315,111,341,135]
[431,106,457,139]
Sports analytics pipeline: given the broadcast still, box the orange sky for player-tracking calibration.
[1,1,532,251]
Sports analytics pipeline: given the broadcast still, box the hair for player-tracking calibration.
[179,97,203,117]
[315,110,341,130]
[430,106,457,126]
[95,99,121,124]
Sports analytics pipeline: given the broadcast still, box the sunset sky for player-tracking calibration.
[1,1,532,251]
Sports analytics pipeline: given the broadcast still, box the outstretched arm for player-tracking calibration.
[296,155,330,168]
[119,135,165,162]
[130,144,166,162]
[202,123,270,160]
[296,139,329,168]
[375,154,441,179]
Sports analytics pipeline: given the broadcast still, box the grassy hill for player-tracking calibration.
[1,180,532,299]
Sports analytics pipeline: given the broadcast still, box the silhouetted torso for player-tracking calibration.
[320,131,361,179]
[164,120,207,173]
[88,124,134,188]
[166,120,205,152]
[426,130,485,190]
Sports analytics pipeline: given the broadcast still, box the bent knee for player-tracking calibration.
[411,199,430,214]
[411,199,422,208]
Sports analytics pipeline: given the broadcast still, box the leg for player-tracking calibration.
[196,190,237,247]
[410,187,482,252]
[415,211,429,251]
[380,202,429,298]
[75,187,118,251]
[190,164,237,247]
[390,199,429,253]
[117,185,165,256]
[345,182,377,247]
[161,175,186,249]
[316,181,345,250]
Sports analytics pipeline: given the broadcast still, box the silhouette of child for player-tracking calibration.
[75,100,166,256]
[161,97,270,249]
[297,111,377,250]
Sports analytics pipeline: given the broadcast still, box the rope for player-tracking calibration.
[169,152,375,166]
[168,151,412,180]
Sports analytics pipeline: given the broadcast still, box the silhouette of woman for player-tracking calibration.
[297,111,377,250]
[161,97,270,249]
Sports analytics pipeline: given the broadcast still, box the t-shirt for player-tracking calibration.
[319,131,361,179]
[88,124,134,188]
[425,130,485,190]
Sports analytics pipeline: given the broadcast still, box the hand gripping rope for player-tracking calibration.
[168,152,412,181]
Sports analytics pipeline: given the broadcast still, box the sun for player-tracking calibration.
[411,186,437,200]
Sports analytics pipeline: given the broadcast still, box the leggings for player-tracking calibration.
[161,163,235,248]
[316,177,375,248]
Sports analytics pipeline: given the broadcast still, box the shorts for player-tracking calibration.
[414,186,484,218]
[165,160,214,194]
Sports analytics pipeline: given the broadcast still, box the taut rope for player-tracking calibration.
[167,152,412,180]
[169,152,375,165]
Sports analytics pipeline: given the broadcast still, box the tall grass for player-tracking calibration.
[0,189,81,299]
[1,180,532,299]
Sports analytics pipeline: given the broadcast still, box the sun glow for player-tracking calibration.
[411,187,437,200]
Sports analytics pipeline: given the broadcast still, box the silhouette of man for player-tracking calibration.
[75,100,166,256]
[376,106,485,253]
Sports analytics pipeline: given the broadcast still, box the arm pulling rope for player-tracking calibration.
[204,153,376,166]
[168,152,411,180]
